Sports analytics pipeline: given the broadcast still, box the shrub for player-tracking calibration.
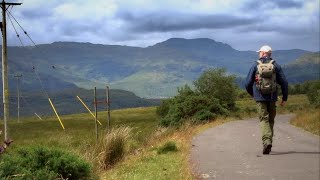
[0,146,91,180]
[159,94,228,126]
[157,141,178,154]
[157,68,237,127]
[193,68,238,109]
[156,99,173,117]
[307,81,320,107]
[159,104,185,126]
[97,127,131,169]
[194,109,217,121]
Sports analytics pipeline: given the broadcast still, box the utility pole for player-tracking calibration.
[106,85,111,133]
[1,0,22,141]
[14,74,22,122]
[94,87,98,140]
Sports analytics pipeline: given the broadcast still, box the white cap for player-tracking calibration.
[257,45,272,52]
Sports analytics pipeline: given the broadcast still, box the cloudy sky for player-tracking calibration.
[5,0,320,51]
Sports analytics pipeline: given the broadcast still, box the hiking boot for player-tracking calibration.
[263,144,272,154]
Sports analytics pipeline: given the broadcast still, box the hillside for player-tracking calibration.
[0,88,159,117]
[1,38,310,97]
[283,52,320,83]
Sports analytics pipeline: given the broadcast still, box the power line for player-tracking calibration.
[7,10,51,98]
[8,10,105,84]
[6,8,109,118]
[7,9,36,46]
[7,7,23,46]
[7,10,105,87]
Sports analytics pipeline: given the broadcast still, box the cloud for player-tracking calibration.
[118,11,256,33]
[243,0,304,10]
[3,0,319,51]
[19,8,53,19]
[239,0,319,36]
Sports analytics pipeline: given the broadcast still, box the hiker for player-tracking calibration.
[245,45,288,154]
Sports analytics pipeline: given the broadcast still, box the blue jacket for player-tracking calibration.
[245,57,288,102]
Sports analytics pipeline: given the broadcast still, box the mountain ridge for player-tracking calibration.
[2,38,312,97]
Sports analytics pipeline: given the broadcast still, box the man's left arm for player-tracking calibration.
[275,63,288,104]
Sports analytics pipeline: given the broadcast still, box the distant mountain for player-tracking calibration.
[1,38,310,97]
[283,52,320,83]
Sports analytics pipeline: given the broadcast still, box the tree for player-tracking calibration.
[193,68,238,109]
[157,68,237,127]
[307,81,320,107]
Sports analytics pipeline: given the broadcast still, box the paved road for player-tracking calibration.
[191,114,320,180]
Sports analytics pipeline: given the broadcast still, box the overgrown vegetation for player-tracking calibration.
[291,108,320,136]
[0,146,92,180]
[306,81,320,107]
[96,127,131,169]
[288,80,320,135]
[157,68,238,126]
[2,107,158,178]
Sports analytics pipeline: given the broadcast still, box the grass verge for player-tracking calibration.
[290,108,320,136]
[102,118,231,179]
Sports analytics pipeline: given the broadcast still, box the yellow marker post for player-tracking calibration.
[76,96,102,126]
[48,98,65,130]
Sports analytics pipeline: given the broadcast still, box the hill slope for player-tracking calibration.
[283,52,320,83]
[1,38,310,97]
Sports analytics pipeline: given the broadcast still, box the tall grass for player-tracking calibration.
[290,108,320,136]
[96,127,131,169]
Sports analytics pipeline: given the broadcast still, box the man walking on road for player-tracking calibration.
[245,45,288,155]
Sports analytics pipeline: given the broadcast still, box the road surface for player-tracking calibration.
[191,114,320,180]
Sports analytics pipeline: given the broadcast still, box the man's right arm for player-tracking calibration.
[245,64,256,97]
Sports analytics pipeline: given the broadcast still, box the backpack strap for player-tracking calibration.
[268,60,275,64]
[256,60,262,64]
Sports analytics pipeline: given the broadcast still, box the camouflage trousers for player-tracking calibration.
[257,101,276,146]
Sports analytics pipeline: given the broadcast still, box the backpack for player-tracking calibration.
[255,60,277,94]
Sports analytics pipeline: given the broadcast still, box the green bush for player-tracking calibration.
[157,68,236,127]
[0,146,91,180]
[156,99,173,117]
[194,109,217,121]
[307,81,320,107]
[157,141,178,154]
[159,104,185,126]
[194,68,238,109]
[159,94,228,126]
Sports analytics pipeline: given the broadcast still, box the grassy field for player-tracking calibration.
[290,108,320,136]
[1,107,159,177]
[1,94,315,179]
[7,107,158,147]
